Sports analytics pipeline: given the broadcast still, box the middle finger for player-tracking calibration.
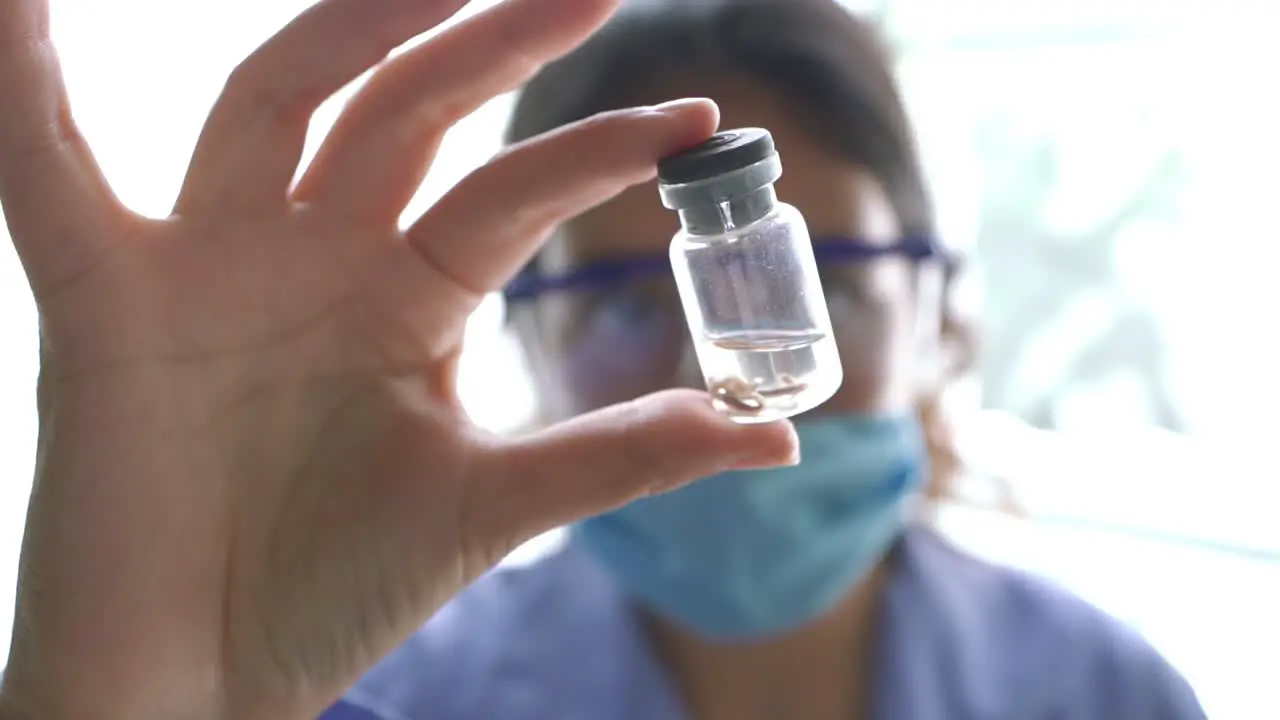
[292,0,624,224]
[172,0,468,216]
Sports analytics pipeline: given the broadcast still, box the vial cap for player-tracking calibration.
[657,128,776,185]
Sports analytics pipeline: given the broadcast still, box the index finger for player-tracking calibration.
[0,0,122,295]
[405,98,720,299]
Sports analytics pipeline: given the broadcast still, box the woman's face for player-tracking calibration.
[514,78,932,422]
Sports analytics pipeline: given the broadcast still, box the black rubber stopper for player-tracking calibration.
[657,128,776,185]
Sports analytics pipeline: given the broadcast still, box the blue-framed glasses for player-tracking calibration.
[503,235,953,413]
[504,236,950,302]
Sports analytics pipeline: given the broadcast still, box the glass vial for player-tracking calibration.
[657,128,843,423]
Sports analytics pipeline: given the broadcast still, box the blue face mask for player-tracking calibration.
[571,413,926,641]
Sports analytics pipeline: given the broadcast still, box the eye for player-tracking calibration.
[574,284,682,359]
[591,288,665,333]
[820,265,875,304]
[561,283,688,406]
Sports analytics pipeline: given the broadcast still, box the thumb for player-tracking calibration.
[470,389,800,545]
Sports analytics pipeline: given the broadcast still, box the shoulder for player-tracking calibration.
[887,526,1205,719]
[325,539,653,720]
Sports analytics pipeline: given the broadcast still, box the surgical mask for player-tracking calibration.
[571,413,926,641]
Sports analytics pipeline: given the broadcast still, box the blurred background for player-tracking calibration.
[1,1,1277,717]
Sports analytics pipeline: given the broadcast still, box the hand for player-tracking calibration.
[0,0,799,717]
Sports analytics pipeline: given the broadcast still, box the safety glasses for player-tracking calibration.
[504,236,953,410]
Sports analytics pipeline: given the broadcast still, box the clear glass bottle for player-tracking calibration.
[658,128,843,423]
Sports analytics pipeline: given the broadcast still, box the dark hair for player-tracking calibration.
[505,0,936,239]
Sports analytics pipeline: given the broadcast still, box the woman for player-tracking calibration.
[325,1,1204,719]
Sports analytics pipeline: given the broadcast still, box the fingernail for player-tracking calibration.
[652,97,715,115]
[779,421,802,465]
[783,440,802,466]
[732,424,801,470]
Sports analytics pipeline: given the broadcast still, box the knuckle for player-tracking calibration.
[573,108,636,141]
[220,53,318,129]
[609,397,695,478]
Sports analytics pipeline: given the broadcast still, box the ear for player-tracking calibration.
[916,392,961,501]
[915,314,980,506]
[937,313,980,384]
[913,256,980,397]
[931,253,981,387]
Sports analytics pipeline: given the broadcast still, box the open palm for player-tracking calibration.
[0,1,797,717]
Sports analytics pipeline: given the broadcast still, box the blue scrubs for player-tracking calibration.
[322,526,1205,719]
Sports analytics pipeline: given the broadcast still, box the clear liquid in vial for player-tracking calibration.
[700,328,843,423]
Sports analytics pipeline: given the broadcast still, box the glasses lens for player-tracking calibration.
[558,276,689,408]
[542,242,933,410]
